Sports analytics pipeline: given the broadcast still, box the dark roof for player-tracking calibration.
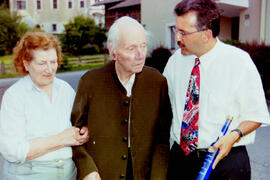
[93,0,123,6]
[108,0,140,10]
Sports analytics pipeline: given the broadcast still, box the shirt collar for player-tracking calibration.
[196,38,220,65]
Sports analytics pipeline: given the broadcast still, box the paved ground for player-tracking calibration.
[0,70,269,179]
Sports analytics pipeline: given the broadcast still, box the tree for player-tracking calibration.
[0,5,29,55]
[0,0,9,7]
[60,15,106,55]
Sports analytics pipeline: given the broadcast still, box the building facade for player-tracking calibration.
[141,0,270,51]
[94,0,140,30]
[9,0,105,34]
[89,0,105,27]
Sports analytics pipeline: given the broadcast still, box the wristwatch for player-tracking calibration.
[231,128,243,139]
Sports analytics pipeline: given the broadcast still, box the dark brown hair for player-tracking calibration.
[174,0,220,37]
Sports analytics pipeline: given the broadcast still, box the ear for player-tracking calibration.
[23,60,29,71]
[202,29,213,43]
[108,43,117,60]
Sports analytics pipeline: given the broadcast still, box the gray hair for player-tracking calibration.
[107,16,146,51]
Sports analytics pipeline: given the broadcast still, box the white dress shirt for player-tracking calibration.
[0,75,75,163]
[121,73,135,97]
[163,39,270,149]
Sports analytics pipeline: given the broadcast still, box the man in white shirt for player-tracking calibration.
[163,0,270,179]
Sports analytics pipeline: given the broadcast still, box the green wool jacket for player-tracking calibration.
[71,61,172,180]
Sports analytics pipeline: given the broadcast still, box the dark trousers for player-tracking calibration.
[126,148,134,180]
[167,142,251,180]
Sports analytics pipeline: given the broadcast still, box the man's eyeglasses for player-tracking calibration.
[172,26,205,38]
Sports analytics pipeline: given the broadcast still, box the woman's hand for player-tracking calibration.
[26,126,89,161]
[59,126,89,147]
[78,126,89,144]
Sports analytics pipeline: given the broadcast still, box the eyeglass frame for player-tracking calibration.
[172,26,206,38]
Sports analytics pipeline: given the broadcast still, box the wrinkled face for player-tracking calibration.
[113,24,147,76]
[24,48,58,89]
[175,11,204,56]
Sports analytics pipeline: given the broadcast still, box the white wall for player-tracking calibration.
[141,0,179,52]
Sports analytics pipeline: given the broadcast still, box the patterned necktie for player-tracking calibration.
[181,58,200,155]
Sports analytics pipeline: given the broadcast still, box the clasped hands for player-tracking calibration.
[59,126,89,146]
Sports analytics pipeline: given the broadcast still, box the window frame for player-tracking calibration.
[16,0,27,10]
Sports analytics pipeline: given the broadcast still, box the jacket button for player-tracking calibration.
[124,101,129,106]
[120,174,125,178]
[123,119,128,124]
[122,137,128,142]
[122,155,127,160]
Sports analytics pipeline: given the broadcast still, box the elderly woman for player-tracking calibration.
[0,32,88,180]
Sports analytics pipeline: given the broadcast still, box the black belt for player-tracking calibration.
[194,148,209,159]
[172,142,209,159]
[173,141,246,159]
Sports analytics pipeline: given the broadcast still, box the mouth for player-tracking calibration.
[43,74,53,78]
[177,41,185,49]
[135,61,145,66]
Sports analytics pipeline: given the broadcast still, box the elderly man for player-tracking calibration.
[164,0,270,179]
[71,16,172,180]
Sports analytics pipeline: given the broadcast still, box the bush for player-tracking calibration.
[60,15,106,56]
[0,6,29,55]
[80,44,99,55]
[59,54,72,71]
[145,46,172,73]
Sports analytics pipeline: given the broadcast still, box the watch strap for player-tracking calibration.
[231,128,243,137]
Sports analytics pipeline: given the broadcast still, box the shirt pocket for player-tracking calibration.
[205,92,229,126]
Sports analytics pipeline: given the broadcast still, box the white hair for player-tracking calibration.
[107,16,146,51]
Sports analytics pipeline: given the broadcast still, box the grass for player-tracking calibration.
[0,73,17,78]
[0,55,12,64]
[57,62,105,73]
[68,54,105,60]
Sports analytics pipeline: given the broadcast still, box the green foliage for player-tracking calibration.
[145,46,172,73]
[60,15,107,55]
[0,5,29,55]
[59,54,72,71]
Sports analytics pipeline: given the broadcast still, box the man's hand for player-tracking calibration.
[83,172,101,180]
[211,131,240,169]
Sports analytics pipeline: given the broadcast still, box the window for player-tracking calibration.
[52,24,57,32]
[170,26,176,50]
[37,0,41,10]
[16,0,26,10]
[53,0,57,9]
[68,0,72,8]
[80,0,84,8]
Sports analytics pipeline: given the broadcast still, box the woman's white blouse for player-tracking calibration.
[0,75,75,163]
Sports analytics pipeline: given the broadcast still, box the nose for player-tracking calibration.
[135,48,145,60]
[45,62,53,73]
